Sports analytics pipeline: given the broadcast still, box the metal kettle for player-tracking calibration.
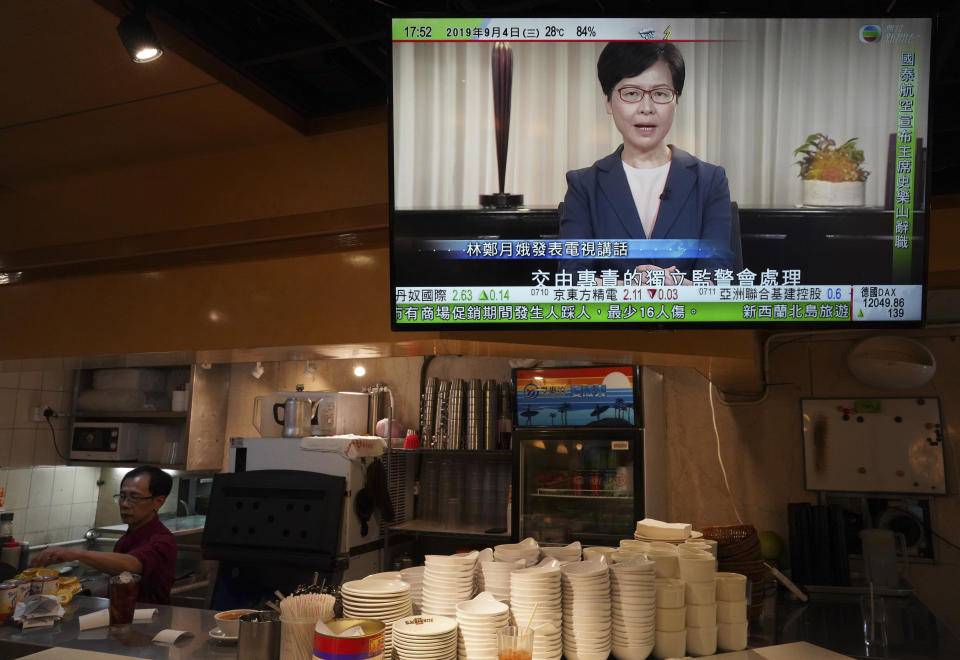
[272,385,321,438]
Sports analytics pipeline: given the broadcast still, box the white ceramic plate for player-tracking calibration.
[209,627,238,642]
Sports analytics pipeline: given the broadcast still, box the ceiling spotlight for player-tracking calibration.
[117,10,163,63]
[251,362,265,379]
[353,365,366,378]
[0,271,23,286]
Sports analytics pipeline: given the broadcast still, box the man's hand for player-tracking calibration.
[31,547,78,567]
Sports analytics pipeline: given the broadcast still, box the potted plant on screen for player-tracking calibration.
[794,133,870,206]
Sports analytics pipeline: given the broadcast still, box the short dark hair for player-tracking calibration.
[597,42,686,100]
[122,466,173,498]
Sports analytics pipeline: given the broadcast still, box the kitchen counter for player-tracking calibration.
[94,516,207,538]
[0,597,236,659]
[754,590,960,660]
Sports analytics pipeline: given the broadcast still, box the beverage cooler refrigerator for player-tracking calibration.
[512,366,666,546]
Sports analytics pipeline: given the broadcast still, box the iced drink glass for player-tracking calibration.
[108,573,141,629]
[497,625,533,660]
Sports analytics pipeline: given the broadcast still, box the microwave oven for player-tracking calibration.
[70,422,153,461]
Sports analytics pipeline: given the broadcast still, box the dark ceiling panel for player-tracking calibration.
[96,0,959,191]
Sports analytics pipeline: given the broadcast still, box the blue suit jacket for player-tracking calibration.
[559,145,733,278]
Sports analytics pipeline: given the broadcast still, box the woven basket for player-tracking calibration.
[701,524,758,545]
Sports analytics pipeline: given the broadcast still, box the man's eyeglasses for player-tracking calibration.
[617,86,677,104]
[113,493,154,504]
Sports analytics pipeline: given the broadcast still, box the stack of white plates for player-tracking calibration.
[542,540,582,562]
[609,539,650,563]
[510,565,563,632]
[456,591,511,660]
[421,551,479,617]
[479,558,524,602]
[400,565,425,614]
[634,526,704,544]
[495,537,541,566]
[341,577,412,658]
[532,621,563,660]
[609,557,656,659]
[392,613,458,660]
[561,560,611,660]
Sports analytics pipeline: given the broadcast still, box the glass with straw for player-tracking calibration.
[497,603,536,660]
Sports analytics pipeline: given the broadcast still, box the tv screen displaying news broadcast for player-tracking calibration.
[389,17,931,329]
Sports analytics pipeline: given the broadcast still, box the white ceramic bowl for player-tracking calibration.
[687,602,718,627]
[654,578,685,608]
[678,555,716,582]
[717,598,747,623]
[718,621,748,651]
[686,625,718,656]
[654,606,686,632]
[685,579,717,605]
[582,546,616,562]
[653,629,686,658]
[716,572,748,601]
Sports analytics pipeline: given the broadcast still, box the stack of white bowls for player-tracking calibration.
[646,543,680,579]
[609,557,656,659]
[582,546,617,563]
[479,558,524,602]
[421,551,479,617]
[532,621,562,660]
[495,538,541,566]
[400,565,425,614]
[678,550,718,656]
[510,565,563,631]
[716,572,748,651]
[561,560,612,660]
[684,538,718,557]
[392,613,458,660]
[542,540,582,563]
[341,577,412,658]
[610,539,649,563]
[653,578,686,659]
[456,591,511,660]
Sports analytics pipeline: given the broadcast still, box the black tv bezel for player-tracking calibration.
[387,13,935,332]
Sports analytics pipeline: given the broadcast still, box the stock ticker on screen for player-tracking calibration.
[389,18,930,327]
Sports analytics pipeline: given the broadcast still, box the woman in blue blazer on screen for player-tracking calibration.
[560,42,733,284]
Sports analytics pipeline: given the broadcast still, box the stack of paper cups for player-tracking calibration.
[678,552,717,656]
[716,572,748,651]
[653,578,686,659]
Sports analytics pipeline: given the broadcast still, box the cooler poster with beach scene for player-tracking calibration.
[512,366,643,544]
[513,366,640,428]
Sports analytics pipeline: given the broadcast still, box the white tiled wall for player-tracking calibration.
[0,466,101,544]
[0,359,73,467]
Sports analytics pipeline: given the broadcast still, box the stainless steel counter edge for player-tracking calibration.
[0,597,236,660]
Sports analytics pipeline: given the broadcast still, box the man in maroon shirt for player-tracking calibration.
[32,466,177,604]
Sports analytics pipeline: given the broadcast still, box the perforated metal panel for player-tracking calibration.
[202,469,345,566]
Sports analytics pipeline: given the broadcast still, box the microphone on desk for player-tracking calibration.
[660,187,671,200]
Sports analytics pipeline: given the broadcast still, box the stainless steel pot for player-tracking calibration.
[272,394,321,438]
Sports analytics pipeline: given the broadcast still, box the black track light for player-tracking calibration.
[117,10,163,63]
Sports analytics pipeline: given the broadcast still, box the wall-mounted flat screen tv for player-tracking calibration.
[389,17,932,329]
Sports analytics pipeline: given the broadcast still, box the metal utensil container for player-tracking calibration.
[433,380,451,449]
[238,610,281,660]
[421,376,438,447]
[447,378,465,450]
[465,378,483,450]
[483,380,499,450]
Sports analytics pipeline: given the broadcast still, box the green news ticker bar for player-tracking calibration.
[396,302,852,324]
